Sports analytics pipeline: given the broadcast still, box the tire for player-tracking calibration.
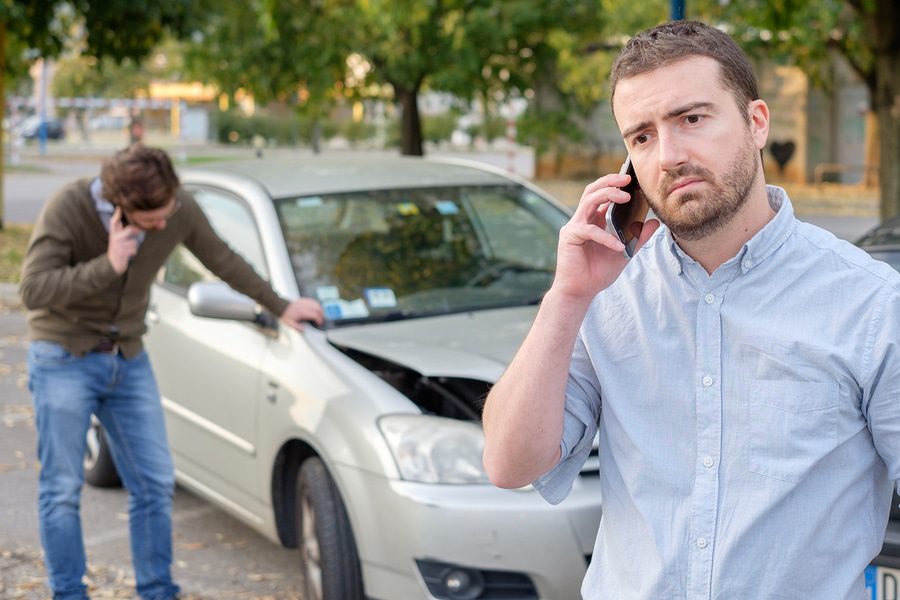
[84,416,122,488]
[296,457,364,600]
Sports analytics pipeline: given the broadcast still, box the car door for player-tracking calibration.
[146,185,273,513]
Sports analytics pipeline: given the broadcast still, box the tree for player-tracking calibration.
[0,0,201,228]
[185,0,608,157]
[694,0,900,220]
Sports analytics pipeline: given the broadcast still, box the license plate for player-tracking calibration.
[866,565,900,600]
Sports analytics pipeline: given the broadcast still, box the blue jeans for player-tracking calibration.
[28,341,180,600]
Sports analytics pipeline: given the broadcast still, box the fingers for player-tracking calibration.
[280,299,325,331]
[573,175,633,223]
[565,222,626,254]
[110,207,122,233]
[110,207,142,238]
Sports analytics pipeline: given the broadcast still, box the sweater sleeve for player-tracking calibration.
[181,199,290,317]
[18,192,120,310]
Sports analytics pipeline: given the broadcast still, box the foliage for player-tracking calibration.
[422,111,458,145]
[182,0,613,155]
[211,109,344,146]
[340,119,377,145]
[466,114,508,143]
[0,223,32,282]
[516,105,586,156]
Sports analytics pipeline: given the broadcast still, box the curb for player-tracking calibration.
[0,282,21,307]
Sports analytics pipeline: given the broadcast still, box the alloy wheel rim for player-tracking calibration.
[84,420,100,470]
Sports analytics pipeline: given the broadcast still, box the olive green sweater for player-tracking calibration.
[20,178,289,357]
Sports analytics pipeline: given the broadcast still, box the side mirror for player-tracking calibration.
[187,281,277,328]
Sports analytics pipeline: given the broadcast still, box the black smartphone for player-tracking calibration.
[605,155,652,257]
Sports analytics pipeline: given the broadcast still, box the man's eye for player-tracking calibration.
[634,134,649,145]
[685,114,703,124]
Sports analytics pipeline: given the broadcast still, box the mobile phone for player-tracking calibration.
[605,155,653,258]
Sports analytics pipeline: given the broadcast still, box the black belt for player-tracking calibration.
[91,337,119,354]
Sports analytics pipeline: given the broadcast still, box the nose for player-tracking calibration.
[657,130,689,172]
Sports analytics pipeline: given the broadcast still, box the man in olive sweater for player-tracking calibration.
[19,145,323,600]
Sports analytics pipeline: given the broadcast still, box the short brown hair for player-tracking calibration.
[100,144,180,211]
[610,20,759,119]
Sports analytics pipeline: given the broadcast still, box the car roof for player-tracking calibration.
[182,154,517,199]
[857,216,900,249]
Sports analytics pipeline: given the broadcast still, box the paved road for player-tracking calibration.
[0,292,306,599]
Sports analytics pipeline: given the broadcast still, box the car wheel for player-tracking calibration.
[296,457,364,600]
[84,416,122,488]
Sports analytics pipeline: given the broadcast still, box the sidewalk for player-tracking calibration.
[0,282,20,307]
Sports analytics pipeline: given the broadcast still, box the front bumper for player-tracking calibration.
[335,464,602,600]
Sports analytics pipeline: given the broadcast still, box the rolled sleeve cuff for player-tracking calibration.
[532,404,596,505]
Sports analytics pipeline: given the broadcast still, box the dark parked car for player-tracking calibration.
[857,216,900,595]
[17,116,65,140]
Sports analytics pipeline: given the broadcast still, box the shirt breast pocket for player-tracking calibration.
[746,380,839,483]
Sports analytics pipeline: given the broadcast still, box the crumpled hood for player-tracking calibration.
[325,305,538,382]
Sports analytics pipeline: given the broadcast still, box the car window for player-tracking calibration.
[462,187,560,270]
[276,184,568,325]
[867,250,900,273]
[163,187,269,291]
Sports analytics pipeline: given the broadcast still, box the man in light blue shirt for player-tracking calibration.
[483,20,900,600]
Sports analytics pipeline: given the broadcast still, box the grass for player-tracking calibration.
[3,163,50,174]
[0,223,32,283]
[181,154,243,165]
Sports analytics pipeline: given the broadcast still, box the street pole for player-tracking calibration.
[671,0,685,20]
[38,59,48,156]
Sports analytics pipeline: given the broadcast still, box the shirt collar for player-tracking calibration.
[663,185,796,275]
[91,177,115,231]
[91,177,147,243]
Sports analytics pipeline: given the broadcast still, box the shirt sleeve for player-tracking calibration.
[533,330,602,505]
[181,195,290,317]
[863,287,900,490]
[19,194,120,310]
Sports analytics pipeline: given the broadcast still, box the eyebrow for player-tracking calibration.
[621,101,718,141]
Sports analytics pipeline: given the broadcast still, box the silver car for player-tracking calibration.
[86,154,602,600]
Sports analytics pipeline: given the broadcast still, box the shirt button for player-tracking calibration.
[697,537,708,549]
[703,456,715,468]
[702,375,714,387]
[704,293,715,304]
[742,259,753,269]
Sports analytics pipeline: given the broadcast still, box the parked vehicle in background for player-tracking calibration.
[857,216,900,596]
[16,115,65,140]
[85,155,602,600]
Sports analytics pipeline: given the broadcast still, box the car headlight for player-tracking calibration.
[378,414,489,484]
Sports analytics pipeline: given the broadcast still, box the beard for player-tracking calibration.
[649,134,759,242]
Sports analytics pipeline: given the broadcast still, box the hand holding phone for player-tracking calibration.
[605,156,655,258]
[108,207,140,274]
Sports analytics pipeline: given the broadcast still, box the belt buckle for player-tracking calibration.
[93,337,119,354]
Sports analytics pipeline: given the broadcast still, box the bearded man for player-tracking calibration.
[483,20,900,600]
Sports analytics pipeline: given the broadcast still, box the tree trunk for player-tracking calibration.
[0,19,6,230]
[863,111,879,188]
[874,0,900,220]
[395,85,423,156]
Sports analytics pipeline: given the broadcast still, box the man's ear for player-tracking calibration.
[748,99,770,150]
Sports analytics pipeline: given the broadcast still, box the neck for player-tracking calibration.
[675,180,775,274]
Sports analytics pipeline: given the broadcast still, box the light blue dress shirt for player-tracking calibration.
[534,187,900,599]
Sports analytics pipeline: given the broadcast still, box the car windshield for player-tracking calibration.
[276,184,567,326]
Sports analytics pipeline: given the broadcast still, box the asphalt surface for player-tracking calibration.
[0,289,306,599]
